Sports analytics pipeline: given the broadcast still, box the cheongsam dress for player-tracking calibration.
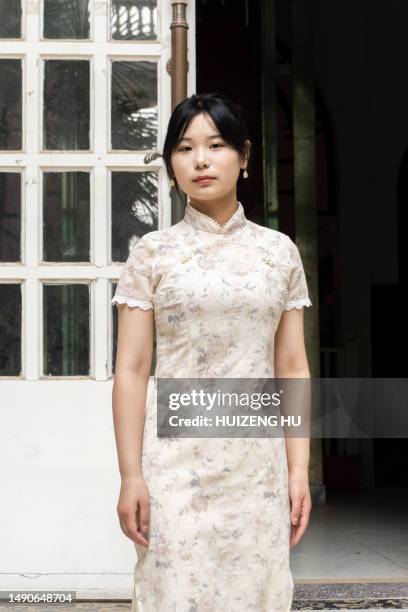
[111,199,312,612]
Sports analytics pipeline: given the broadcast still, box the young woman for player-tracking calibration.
[112,93,312,611]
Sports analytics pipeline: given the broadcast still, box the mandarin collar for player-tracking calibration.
[183,200,247,235]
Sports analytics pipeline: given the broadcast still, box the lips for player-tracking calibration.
[194,176,216,182]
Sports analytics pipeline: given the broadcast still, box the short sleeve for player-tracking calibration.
[111,235,154,310]
[284,238,312,310]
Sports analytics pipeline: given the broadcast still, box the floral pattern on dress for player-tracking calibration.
[112,200,311,611]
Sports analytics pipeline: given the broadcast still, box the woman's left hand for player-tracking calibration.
[288,467,312,548]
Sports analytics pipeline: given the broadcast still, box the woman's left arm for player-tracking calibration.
[274,307,312,548]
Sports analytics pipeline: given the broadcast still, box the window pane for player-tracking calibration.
[0,0,22,38]
[111,281,156,375]
[43,284,90,376]
[111,0,157,40]
[111,61,157,150]
[43,172,90,262]
[0,173,21,262]
[0,284,21,376]
[0,59,22,150]
[111,171,158,262]
[43,0,90,39]
[43,60,90,150]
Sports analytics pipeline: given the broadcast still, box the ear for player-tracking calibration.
[241,139,252,167]
[246,139,252,158]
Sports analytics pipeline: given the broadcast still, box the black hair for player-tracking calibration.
[162,92,251,200]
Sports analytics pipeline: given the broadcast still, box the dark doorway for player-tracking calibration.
[195,0,406,492]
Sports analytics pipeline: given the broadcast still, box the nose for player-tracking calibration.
[194,147,209,168]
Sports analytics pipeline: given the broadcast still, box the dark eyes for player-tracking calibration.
[177,143,224,152]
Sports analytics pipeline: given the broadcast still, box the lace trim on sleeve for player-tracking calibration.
[111,295,153,310]
[285,296,312,310]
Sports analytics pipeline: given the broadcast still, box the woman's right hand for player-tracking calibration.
[117,475,150,549]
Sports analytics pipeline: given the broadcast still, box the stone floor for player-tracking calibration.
[289,484,408,609]
[291,485,408,582]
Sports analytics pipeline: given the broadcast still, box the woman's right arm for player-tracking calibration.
[112,304,155,549]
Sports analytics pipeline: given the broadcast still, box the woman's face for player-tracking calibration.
[170,112,248,202]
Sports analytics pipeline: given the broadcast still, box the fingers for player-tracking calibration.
[290,497,302,527]
[138,497,151,541]
[290,509,309,548]
[289,495,312,549]
[120,511,149,548]
[118,500,150,549]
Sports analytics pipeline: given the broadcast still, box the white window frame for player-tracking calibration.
[0,0,175,381]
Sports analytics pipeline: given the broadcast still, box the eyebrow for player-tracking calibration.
[178,134,223,142]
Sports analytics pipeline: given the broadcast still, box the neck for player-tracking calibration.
[188,194,239,226]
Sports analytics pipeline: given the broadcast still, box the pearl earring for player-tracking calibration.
[170,177,175,187]
[243,166,248,179]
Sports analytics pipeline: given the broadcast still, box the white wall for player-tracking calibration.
[1,379,154,595]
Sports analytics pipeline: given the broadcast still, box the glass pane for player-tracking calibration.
[111,281,156,375]
[0,0,22,38]
[43,172,90,262]
[111,61,157,150]
[111,171,158,262]
[43,284,90,376]
[111,0,157,40]
[43,0,90,39]
[0,173,21,262]
[43,60,90,150]
[0,59,22,150]
[0,284,21,376]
